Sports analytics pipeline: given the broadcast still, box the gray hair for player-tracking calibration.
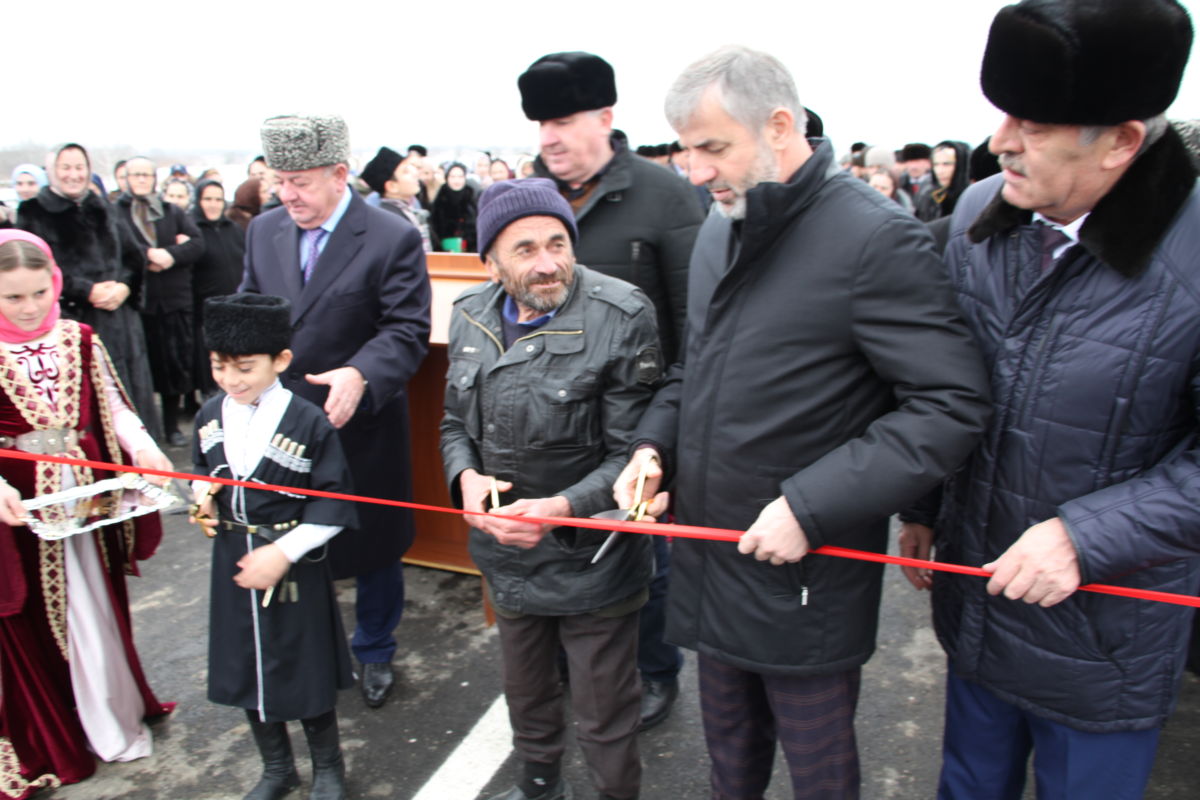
[1079,114,1168,157]
[664,46,807,135]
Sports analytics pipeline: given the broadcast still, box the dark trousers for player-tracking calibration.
[497,610,641,800]
[350,560,404,664]
[638,535,682,683]
[698,653,861,800]
[938,669,1160,800]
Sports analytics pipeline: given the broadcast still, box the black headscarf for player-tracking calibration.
[431,163,478,251]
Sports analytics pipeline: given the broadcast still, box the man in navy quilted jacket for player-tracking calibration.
[899,1,1200,798]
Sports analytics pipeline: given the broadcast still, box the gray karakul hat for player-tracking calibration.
[260,114,350,172]
[518,52,617,121]
[203,293,293,355]
[981,0,1193,125]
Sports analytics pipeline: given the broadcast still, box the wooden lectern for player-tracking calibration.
[404,252,490,575]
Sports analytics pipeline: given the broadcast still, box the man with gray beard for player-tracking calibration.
[614,46,991,799]
[441,179,662,800]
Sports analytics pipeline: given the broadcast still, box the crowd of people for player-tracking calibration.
[0,1,1199,800]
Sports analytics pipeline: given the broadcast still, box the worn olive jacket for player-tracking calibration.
[440,265,662,615]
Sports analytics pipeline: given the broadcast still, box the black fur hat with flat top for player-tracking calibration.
[203,293,293,356]
[981,0,1192,125]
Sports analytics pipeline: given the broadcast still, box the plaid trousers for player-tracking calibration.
[698,653,861,800]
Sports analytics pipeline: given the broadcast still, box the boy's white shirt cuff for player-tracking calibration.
[275,524,341,563]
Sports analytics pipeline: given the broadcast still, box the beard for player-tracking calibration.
[499,262,574,314]
[711,140,781,221]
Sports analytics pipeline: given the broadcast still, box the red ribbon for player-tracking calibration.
[2,448,1197,609]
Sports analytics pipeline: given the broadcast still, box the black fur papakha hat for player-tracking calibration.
[203,293,293,356]
[360,146,405,195]
[519,52,617,121]
[981,0,1193,125]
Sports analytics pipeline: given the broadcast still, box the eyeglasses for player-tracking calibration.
[127,172,155,179]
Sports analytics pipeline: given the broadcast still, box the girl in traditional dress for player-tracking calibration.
[0,229,173,798]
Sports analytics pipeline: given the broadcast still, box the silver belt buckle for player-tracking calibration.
[14,429,78,455]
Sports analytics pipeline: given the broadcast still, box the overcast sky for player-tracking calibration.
[9,0,1200,162]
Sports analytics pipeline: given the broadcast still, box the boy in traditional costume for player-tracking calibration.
[191,293,356,800]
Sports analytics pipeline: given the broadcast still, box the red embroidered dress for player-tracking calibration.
[0,320,167,799]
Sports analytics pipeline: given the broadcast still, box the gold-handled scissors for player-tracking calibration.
[591,456,655,564]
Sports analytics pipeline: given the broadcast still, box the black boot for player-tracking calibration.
[244,710,301,800]
[301,710,346,800]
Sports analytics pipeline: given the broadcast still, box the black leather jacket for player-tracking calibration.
[440,265,662,615]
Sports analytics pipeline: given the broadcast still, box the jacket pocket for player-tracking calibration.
[447,358,483,439]
[325,288,373,309]
[526,377,601,448]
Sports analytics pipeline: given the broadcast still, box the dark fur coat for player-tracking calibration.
[17,188,144,314]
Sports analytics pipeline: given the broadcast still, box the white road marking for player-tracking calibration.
[411,693,512,800]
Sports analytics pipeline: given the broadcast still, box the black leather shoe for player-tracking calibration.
[360,662,394,709]
[638,678,678,731]
[166,429,189,448]
[485,777,571,800]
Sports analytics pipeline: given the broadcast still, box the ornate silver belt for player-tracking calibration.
[0,429,81,455]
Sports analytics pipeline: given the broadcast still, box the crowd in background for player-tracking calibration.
[0,133,991,454]
[6,116,1200,459]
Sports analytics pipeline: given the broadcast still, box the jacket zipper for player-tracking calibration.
[514,329,584,344]
[459,309,584,350]
[460,310,504,354]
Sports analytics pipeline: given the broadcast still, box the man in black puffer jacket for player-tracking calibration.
[898,1,1200,798]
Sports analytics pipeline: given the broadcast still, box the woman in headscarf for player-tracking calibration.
[114,159,205,447]
[226,177,262,233]
[914,140,972,222]
[161,179,192,212]
[514,155,537,179]
[430,163,478,252]
[0,230,173,798]
[11,165,48,202]
[15,144,162,442]
[2,166,49,228]
[868,170,914,212]
[189,179,244,396]
[489,158,514,183]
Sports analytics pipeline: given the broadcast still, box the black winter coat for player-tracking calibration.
[635,139,991,675]
[115,196,204,314]
[190,206,245,300]
[430,185,477,252]
[15,189,162,437]
[534,143,703,364]
[17,188,145,313]
[928,127,1200,732]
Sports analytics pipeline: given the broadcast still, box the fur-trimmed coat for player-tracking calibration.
[16,190,161,436]
[929,125,1200,732]
[17,188,145,314]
